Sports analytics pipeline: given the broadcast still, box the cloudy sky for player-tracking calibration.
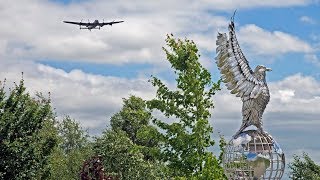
[1,0,320,178]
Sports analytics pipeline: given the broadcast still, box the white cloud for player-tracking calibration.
[0,0,230,65]
[0,60,156,134]
[268,73,320,114]
[300,16,316,24]
[189,33,218,52]
[238,24,313,56]
[274,89,295,102]
[1,0,316,66]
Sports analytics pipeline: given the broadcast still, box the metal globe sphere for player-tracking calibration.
[223,130,285,179]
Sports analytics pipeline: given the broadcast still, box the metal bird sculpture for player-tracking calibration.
[215,16,272,137]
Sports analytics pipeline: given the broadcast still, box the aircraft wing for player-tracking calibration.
[63,21,89,26]
[100,20,124,26]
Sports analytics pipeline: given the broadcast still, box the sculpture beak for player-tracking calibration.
[266,68,272,72]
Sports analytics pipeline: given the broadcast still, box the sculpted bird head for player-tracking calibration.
[254,65,272,81]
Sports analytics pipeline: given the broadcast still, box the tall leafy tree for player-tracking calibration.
[289,152,320,179]
[0,78,58,179]
[95,130,164,179]
[147,34,225,179]
[111,96,153,143]
[48,116,93,180]
[95,95,166,179]
[111,96,161,161]
[57,116,91,154]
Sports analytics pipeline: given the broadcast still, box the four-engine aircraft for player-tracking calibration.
[63,19,124,31]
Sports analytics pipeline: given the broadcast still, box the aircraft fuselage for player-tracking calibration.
[86,20,99,29]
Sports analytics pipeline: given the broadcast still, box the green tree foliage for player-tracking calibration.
[111,96,161,161]
[94,130,163,179]
[289,152,320,180]
[0,79,58,179]
[48,116,93,180]
[95,96,166,179]
[147,34,226,179]
[111,96,151,143]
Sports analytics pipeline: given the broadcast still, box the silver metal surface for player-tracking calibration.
[223,130,285,180]
[216,20,271,136]
[217,17,285,179]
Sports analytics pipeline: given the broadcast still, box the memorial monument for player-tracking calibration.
[215,15,285,179]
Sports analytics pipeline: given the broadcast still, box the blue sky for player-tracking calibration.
[1,0,320,179]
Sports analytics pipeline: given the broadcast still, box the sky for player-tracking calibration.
[1,0,320,178]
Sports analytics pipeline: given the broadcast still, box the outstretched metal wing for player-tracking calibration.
[215,21,263,100]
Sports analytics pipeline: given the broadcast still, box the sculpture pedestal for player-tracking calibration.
[223,130,285,179]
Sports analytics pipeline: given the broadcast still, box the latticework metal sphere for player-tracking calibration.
[223,130,285,179]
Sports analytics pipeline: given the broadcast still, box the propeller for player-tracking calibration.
[80,19,83,29]
[87,19,90,27]
[100,19,104,27]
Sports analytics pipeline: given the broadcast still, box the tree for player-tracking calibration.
[94,95,166,179]
[95,130,165,179]
[48,116,93,180]
[110,96,161,161]
[289,152,320,179]
[147,34,226,179]
[0,78,58,179]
